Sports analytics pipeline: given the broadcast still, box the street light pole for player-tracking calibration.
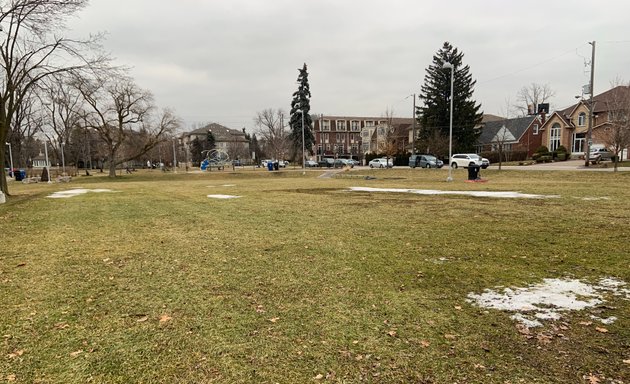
[44,141,52,183]
[60,138,66,175]
[172,138,177,174]
[298,110,305,169]
[443,62,454,182]
[5,142,14,178]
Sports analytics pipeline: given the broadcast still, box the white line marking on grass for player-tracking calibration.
[47,189,116,199]
[207,194,241,199]
[467,278,629,328]
[348,187,559,199]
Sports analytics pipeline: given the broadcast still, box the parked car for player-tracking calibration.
[368,158,393,168]
[318,158,334,168]
[305,160,318,167]
[333,159,355,168]
[278,160,289,168]
[450,153,489,169]
[345,159,359,166]
[409,154,443,169]
[589,146,613,162]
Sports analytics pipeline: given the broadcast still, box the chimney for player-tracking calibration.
[527,104,534,115]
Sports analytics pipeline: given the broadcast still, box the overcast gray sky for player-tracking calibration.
[66,0,630,133]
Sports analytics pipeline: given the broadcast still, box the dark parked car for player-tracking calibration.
[318,158,334,168]
[409,154,443,168]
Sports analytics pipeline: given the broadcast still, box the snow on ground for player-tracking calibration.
[47,189,116,199]
[349,187,559,199]
[467,278,629,328]
[207,194,241,199]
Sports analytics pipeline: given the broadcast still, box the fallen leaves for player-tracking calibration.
[159,314,173,324]
[70,350,83,357]
[386,330,397,337]
[623,359,630,364]
[420,340,431,348]
[268,317,280,323]
[595,327,608,333]
[584,373,602,383]
[136,316,149,323]
[7,350,24,359]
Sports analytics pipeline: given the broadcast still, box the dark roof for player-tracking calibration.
[478,115,537,144]
[186,123,248,142]
[559,85,630,115]
[482,114,505,123]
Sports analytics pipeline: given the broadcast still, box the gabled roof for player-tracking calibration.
[478,115,537,144]
[558,85,630,116]
[185,123,248,142]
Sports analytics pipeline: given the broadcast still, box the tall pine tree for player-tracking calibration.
[289,63,314,163]
[417,42,483,154]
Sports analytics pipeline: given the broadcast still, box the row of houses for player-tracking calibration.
[180,85,629,162]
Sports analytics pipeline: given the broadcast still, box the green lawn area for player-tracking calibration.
[1,167,629,383]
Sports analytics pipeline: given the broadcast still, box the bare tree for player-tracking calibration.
[9,86,43,170]
[514,83,556,116]
[494,98,516,170]
[41,75,84,174]
[601,82,630,172]
[0,0,105,195]
[254,108,289,160]
[75,72,179,177]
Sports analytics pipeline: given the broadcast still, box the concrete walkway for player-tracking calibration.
[489,160,630,172]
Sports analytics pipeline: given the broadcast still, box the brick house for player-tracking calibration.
[312,116,413,160]
[539,86,630,159]
[477,114,545,158]
[182,123,250,161]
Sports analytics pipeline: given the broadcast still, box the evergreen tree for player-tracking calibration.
[206,131,216,150]
[289,63,315,163]
[417,42,483,154]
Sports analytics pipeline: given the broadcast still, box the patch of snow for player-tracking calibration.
[221,184,236,187]
[349,187,559,199]
[578,196,610,201]
[467,278,627,328]
[590,315,618,325]
[207,194,241,199]
[47,188,115,199]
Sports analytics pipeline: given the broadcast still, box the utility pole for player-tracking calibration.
[412,93,416,154]
[585,41,595,167]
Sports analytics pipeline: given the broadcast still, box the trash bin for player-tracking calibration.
[267,161,273,171]
[15,169,25,181]
[467,162,480,180]
[273,161,279,171]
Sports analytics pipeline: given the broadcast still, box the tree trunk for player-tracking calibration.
[108,151,117,177]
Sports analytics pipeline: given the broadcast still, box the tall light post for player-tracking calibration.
[172,138,177,174]
[443,62,454,182]
[5,142,14,178]
[405,94,416,154]
[298,109,305,169]
[60,138,66,175]
[44,141,52,183]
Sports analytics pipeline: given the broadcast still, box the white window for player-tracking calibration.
[533,124,539,135]
[365,120,374,127]
[578,112,586,126]
[321,120,330,131]
[572,133,585,153]
[323,133,329,143]
[336,120,346,131]
[336,133,343,142]
[350,121,360,131]
[549,123,561,152]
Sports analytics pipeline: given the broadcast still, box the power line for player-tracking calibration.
[478,43,590,84]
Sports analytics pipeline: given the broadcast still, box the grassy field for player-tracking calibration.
[1,167,629,383]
